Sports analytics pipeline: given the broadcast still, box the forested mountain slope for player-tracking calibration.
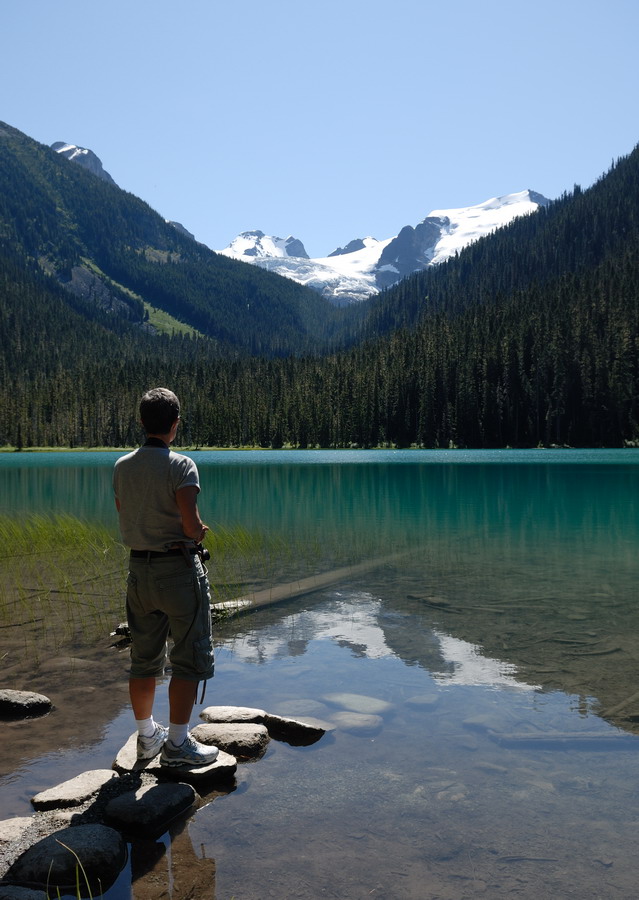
[0,122,342,356]
[352,145,639,340]
[1,119,638,449]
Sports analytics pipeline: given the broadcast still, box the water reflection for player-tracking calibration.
[2,451,639,899]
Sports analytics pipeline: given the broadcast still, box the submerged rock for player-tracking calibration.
[330,711,383,735]
[0,691,51,720]
[4,824,125,894]
[323,692,392,715]
[31,769,117,811]
[405,693,440,709]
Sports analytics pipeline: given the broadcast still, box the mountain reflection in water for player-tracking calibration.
[2,450,639,899]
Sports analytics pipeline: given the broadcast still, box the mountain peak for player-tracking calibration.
[221,231,309,260]
[217,190,549,304]
[51,141,117,186]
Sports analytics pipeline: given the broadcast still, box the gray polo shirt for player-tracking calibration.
[113,445,200,551]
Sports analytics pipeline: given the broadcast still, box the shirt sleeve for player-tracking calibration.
[172,455,200,493]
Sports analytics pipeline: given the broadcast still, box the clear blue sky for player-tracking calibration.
[3,0,639,257]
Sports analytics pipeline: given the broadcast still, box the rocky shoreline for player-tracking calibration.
[0,694,328,897]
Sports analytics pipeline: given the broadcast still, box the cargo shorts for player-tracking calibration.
[125,553,215,682]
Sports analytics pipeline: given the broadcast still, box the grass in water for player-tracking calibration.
[0,513,401,660]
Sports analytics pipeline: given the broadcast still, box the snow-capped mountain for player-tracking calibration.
[219,190,550,305]
[224,230,310,260]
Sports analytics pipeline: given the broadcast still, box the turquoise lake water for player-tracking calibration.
[1,449,639,899]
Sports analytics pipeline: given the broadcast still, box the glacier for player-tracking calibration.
[218,190,550,305]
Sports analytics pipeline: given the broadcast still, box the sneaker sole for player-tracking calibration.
[160,758,218,768]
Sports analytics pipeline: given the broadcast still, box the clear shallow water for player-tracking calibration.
[1,449,639,898]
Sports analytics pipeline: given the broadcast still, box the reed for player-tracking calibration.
[0,513,402,657]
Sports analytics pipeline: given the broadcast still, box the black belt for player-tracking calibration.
[130,548,197,558]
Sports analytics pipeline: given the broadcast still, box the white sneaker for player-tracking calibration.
[137,723,168,760]
[160,733,219,767]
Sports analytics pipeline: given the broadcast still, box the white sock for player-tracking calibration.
[168,723,189,746]
[136,716,156,738]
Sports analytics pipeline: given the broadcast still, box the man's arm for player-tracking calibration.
[176,485,209,543]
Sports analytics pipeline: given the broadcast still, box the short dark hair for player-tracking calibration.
[139,388,180,434]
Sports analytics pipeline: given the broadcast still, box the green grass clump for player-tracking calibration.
[0,512,396,660]
[0,514,127,659]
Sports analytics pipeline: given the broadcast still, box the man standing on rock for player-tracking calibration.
[113,387,218,768]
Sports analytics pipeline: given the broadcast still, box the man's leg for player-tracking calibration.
[168,677,198,724]
[130,675,167,759]
[129,676,156,719]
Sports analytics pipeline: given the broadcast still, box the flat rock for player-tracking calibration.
[113,733,237,783]
[105,782,197,836]
[31,769,118,811]
[0,818,33,844]
[191,722,269,758]
[331,711,384,735]
[200,705,266,723]
[263,713,329,746]
[0,691,51,720]
[4,824,125,894]
[323,692,392,715]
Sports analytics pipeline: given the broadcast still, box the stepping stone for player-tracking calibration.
[323,692,392,715]
[331,711,384,735]
[191,722,270,759]
[105,782,197,837]
[263,713,330,746]
[0,690,51,720]
[200,705,266,723]
[4,824,125,894]
[31,769,117,811]
[113,733,237,783]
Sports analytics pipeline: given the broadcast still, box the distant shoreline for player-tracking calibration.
[1,444,635,454]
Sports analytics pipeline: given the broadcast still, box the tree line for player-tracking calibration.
[1,123,639,449]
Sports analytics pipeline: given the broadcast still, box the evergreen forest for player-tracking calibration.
[1,120,638,449]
